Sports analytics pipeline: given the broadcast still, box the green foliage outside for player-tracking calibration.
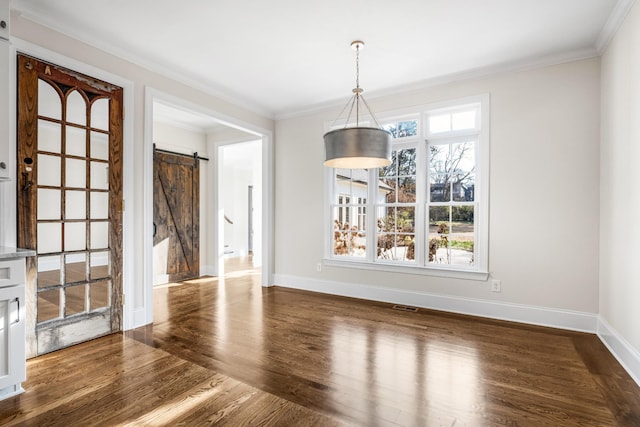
[450,240,474,252]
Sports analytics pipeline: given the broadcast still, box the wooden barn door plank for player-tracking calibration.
[152,150,199,283]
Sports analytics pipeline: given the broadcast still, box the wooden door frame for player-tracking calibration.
[143,89,274,325]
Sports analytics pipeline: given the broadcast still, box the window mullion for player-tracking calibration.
[367,168,377,263]
[415,138,426,266]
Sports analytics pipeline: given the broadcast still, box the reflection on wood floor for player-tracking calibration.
[1,256,639,425]
[223,254,258,274]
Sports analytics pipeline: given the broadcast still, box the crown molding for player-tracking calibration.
[596,0,637,53]
[11,3,276,120]
[274,47,599,120]
[13,0,626,123]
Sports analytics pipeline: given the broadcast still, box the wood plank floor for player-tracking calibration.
[1,256,639,425]
[0,334,336,426]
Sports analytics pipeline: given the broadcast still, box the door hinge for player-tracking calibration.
[121,294,125,307]
[122,199,125,212]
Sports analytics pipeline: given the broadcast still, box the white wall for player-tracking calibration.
[600,1,640,355]
[152,121,209,284]
[275,57,601,314]
[8,15,274,328]
[153,121,208,156]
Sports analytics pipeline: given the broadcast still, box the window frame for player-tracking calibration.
[374,122,421,265]
[324,94,490,280]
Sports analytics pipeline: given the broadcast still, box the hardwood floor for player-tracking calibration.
[1,257,639,425]
[0,334,335,426]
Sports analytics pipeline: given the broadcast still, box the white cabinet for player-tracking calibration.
[0,257,26,400]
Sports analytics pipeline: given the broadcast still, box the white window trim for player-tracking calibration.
[324,94,490,281]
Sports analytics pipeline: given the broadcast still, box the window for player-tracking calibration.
[326,95,489,279]
[332,169,368,258]
[377,124,418,263]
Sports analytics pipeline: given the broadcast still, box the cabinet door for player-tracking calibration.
[0,39,9,180]
[0,285,26,389]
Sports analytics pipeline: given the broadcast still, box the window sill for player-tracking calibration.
[322,258,489,281]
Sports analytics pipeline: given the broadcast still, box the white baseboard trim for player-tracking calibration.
[200,265,217,277]
[126,307,150,331]
[597,317,640,387]
[273,274,598,333]
[0,384,24,401]
[273,275,640,386]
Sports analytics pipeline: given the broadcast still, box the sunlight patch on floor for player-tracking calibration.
[122,375,238,426]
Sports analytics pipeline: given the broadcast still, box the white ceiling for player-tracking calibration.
[12,0,630,119]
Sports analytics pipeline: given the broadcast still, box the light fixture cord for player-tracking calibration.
[355,44,360,126]
[329,41,384,130]
[331,43,360,130]
[355,44,360,91]
[355,44,383,129]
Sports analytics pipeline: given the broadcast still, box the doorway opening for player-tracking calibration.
[219,140,263,275]
[144,90,272,325]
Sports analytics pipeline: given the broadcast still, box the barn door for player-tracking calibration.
[153,150,200,284]
[16,54,123,357]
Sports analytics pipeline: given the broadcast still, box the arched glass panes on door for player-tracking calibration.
[18,54,123,356]
[34,79,112,323]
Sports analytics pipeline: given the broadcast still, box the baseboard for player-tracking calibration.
[597,317,640,387]
[273,275,640,386]
[0,384,24,401]
[125,306,150,331]
[273,274,598,333]
[200,265,217,277]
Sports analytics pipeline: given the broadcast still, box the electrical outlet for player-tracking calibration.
[491,279,501,292]
[316,262,323,272]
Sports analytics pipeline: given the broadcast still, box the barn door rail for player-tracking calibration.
[153,144,209,162]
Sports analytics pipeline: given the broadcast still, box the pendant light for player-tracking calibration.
[323,41,392,169]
